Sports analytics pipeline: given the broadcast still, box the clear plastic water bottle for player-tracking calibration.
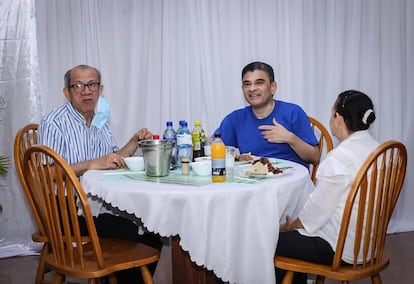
[176,121,193,167]
[163,121,177,169]
[176,120,185,135]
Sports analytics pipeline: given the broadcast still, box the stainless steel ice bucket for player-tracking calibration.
[138,139,174,177]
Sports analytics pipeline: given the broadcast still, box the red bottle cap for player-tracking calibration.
[152,134,160,139]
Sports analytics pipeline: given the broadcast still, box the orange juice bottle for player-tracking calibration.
[211,133,226,182]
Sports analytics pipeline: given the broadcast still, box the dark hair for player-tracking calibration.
[64,65,102,87]
[242,61,275,82]
[334,90,376,132]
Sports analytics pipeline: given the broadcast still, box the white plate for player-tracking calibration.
[235,160,253,166]
[103,169,145,175]
[235,157,282,164]
[245,171,289,178]
[241,165,293,178]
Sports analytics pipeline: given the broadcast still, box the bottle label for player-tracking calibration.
[200,129,206,144]
[200,129,206,156]
[192,131,201,151]
[212,158,226,176]
[177,133,192,145]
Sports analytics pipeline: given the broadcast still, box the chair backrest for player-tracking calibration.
[308,116,333,183]
[23,145,106,269]
[332,140,407,270]
[13,124,46,236]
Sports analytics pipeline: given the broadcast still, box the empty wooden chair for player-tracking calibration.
[13,123,50,284]
[23,145,160,284]
[274,140,407,284]
[308,116,334,183]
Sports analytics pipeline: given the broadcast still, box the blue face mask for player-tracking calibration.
[91,96,110,129]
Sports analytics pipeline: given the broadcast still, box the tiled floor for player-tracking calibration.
[0,237,172,284]
[0,232,413,284]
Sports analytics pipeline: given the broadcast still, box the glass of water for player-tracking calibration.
[226,146,237,181]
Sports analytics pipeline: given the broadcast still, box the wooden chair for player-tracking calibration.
[13,123,50,284]
[274,140,407,284]
[309,116,334,183]
[22,145,160,284]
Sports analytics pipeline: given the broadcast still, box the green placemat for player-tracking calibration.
[103,170,259,186]
[125,172,212,186]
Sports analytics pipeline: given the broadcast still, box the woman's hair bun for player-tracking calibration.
[362,109,375,125]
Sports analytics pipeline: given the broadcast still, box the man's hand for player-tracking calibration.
[71,152,127,176]
[91,153,126,170]
[259,118,320,165]
[258,118,293,144]
[133,128,153,142]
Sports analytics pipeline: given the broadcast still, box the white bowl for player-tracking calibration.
[190,160,211,176]
[124,156,145,171]
[194,156,212,162]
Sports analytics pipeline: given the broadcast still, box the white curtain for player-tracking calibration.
[0,0,44,255]
[1,0,413,256]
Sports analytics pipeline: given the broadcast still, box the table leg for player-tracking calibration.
[171,236,226,284]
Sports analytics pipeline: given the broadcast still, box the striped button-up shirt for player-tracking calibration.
[38,102,119,164]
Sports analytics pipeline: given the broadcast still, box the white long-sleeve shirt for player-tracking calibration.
[298,130,379,263]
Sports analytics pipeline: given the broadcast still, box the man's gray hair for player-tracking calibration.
[64,65,102,87]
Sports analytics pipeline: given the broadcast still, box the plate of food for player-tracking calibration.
[241,157,292,178]
[235,152,258,165]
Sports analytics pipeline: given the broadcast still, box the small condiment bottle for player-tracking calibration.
[181,157,190,175]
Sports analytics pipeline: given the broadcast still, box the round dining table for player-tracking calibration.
[80,159,314,284]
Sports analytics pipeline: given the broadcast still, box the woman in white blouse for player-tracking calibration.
[275,90,378,284]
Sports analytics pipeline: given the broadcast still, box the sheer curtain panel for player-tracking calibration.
[0,0,43,256]
[1,0,412,260]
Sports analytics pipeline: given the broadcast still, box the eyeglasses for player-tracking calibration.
[69,82,100,93]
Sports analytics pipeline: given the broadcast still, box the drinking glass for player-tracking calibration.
[226,146,236,181]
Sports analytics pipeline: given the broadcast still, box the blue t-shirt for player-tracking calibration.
[215,100,318,168]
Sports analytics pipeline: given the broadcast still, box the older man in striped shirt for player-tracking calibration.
[38,64,161,284]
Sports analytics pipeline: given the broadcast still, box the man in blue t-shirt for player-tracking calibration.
[215,61,320,169]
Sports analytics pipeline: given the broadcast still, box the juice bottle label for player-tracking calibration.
[212,159,226,177]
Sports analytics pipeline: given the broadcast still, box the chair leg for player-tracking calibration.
[51,272,65,284]
[140,265,154,284]
[371,274,382,284]
[107,273,117,284]
[36,243,50,284]
[282,271,294,284]
[316,275,325,284]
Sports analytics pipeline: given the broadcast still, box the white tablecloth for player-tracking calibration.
[80,160,314,284]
